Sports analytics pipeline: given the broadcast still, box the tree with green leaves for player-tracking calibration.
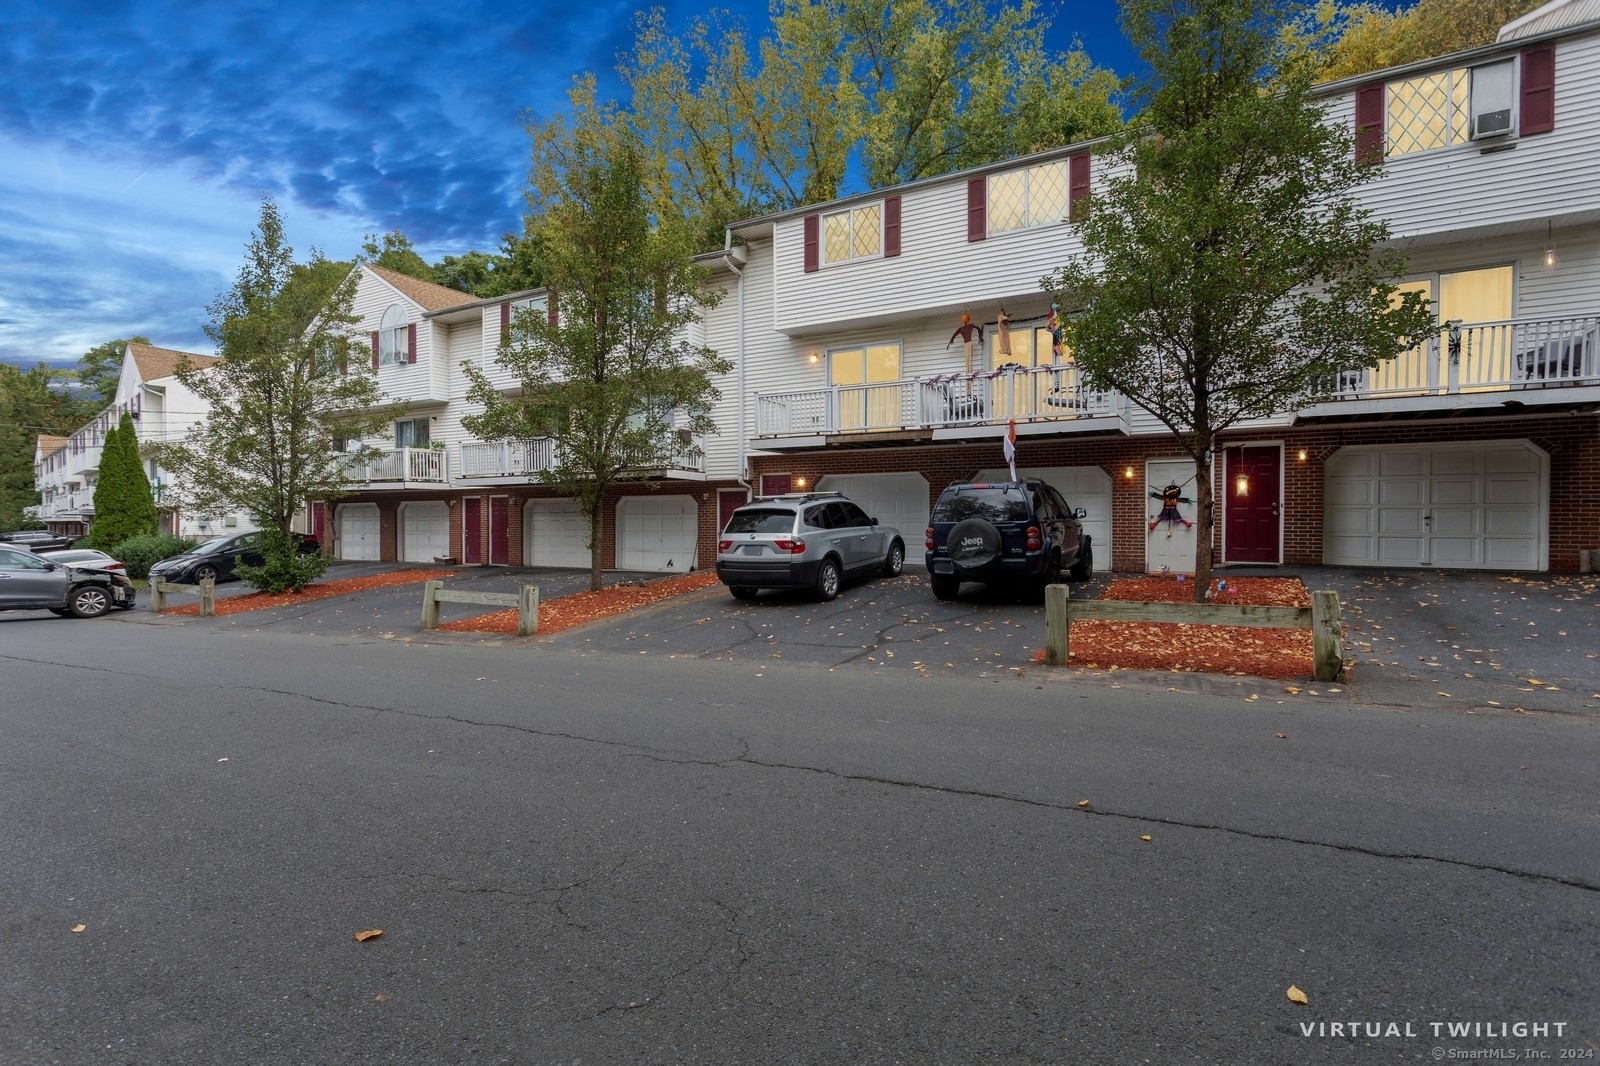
[463,139,729,591]
[547,0,1123,248]
[362,230,433,281]
[1044,0,1434,600]
[88,412,158,550]
[0,362,87,530]
[77,336,150,408]
[1299,0,1547,82]
[156,196,394,592]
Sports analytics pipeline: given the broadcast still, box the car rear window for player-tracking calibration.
[932,486,1031,523]
[725,508,797,534]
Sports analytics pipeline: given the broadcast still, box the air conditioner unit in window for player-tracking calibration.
[1473,110,1512,138]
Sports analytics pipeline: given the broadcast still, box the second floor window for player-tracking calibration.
[1387,59,1514,157]
[379,304,409,366]
[824,204,882,265]
[988,160,1068,235]
[394,418,430,449]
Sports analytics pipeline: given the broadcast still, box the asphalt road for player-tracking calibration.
[2,610,1597,1064]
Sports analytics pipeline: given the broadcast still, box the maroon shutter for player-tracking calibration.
[802,215,819,272]
[1521,46,1555,135]
[547,291,559,326]
[499,301,510,338]
[1354,84,1385,165]
[406,323,418,364]
[370,332,380,370]
[967,177,986,242]
[1068,152,1091,220]
[883,196,901,257]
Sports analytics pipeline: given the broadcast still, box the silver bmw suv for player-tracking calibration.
[716,493,905,602]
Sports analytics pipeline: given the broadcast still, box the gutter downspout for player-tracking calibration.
[721,233,749,496]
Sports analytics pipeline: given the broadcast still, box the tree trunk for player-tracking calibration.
[587,503,604,592]
[1192,451,1215,603]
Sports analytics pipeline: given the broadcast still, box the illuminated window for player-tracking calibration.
[1386,60,1514,157]
[822,203,882,264]
[987,161,1068,235]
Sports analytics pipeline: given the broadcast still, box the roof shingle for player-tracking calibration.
[365,264,479,312]
[128,342,219,382]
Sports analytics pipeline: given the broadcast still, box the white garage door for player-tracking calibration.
[618,496,698,572]
[1323,441,1546,570]
[976,465,1112,573]
[337,503,380,561]
[525,499,592,569]
[401,502,448,563]
[816,472,930,568]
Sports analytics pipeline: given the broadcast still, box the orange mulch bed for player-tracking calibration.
[1033,576,1315,680]
[437,570,722,637]
[164,568,455,617]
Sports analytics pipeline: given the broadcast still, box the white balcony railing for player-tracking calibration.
[458,439,556,479]
[342,447,447,484]
[1323,316,1599,400]
[755,364,1120,437]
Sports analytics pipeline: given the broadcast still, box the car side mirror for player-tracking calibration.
[868,516,878,526]
[1074,507,1087,519]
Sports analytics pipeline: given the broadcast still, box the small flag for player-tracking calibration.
[1003,418,1017,481]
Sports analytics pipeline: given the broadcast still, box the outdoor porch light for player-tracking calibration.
[1235,472,1250,497]
[1297,448,1308,462]
[1124,465,1135,480]
[795,476,808,489]
[1543,221,1558,269]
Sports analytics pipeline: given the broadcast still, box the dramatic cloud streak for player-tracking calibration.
[0,0,1134,368]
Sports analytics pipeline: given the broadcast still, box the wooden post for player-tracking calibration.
[149,580,164,613]
[199,577,215,618]
[419,580,442,630]
[1044,583,1070,666]
[517,583,539,637]
[1311,590,1343,683]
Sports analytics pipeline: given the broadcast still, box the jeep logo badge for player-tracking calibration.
[962,536,984,547]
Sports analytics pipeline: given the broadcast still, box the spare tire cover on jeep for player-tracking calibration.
[947,518,1003,573]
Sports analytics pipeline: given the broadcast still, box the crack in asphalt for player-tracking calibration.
[9,651,1594,895]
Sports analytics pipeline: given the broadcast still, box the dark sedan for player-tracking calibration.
[147,531,320,585]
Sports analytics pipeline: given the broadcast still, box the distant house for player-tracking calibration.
[34,342,242,541]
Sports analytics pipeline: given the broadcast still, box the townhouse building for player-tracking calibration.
[34,343,240,541]
[323,0,1597,576]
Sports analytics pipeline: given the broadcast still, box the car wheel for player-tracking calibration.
[946,518,1002,575]
[815,557,842,602]
[67,585,111,618]
[882,540,905,577]
[729,585,758,601]
[194,564,219,584]
[1069,540,1093,582]
[930,574,961,601]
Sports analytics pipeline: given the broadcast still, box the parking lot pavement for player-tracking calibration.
[124,563,669,639]
[551,565,1599,714]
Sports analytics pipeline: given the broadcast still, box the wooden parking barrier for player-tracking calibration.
[1043,584,1344,682]
[150,576,216,617]
[420,580,539,637]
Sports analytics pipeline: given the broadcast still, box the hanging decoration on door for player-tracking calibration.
[1148,483,1195,535]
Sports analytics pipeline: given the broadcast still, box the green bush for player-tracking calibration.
[114,533,201,579]
[234,525,329,593]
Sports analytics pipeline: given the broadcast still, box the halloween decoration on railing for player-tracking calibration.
[948,312,984,373]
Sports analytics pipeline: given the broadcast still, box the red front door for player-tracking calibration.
[718,489,749,533]
[463,497,483,564]
[489,496,510,565]
[1225,446,1281,563]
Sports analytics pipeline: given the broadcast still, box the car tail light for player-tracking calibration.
[718,539,732,552]
[1026,526,1042,550]
[925,527,935,551]
[774,538,806,554]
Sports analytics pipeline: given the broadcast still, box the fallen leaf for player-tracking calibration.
[71,924,86,933]
[374,994,390,1002]
[1287,986,1309,1005]
[1274,733,1287,739]
[1527,678,1545,686]
[354,929,383,942]
[217,757,229,763]
[1077,799,1089,808]
[1140,834,1152,842]
[1284,686,1301,695]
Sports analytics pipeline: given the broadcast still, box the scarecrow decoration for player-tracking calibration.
[1148,483,1195,534]
[948,312,984,372]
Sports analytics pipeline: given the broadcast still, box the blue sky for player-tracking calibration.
[0,0,1138,371]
